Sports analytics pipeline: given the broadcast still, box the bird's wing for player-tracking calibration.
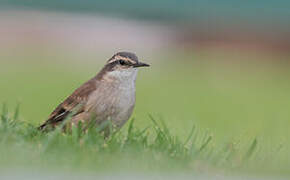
[38,78,97,130]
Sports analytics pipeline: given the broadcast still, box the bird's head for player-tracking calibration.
[99,52,150,81]
[107,52,149,70]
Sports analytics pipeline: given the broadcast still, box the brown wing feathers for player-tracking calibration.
[38,78,97,130]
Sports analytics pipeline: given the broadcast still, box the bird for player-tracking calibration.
[38,52,149,133]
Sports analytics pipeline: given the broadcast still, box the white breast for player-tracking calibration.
[108,68,137,113]
[88,68,138,127]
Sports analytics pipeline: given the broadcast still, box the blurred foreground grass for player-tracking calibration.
[1,49,290,176]
[0,104,277,175]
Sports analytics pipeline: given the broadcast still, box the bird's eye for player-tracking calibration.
[119,60,126,65]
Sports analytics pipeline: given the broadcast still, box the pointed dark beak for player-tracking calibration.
[133,62,150,68]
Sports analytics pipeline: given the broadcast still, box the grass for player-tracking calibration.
[1,49,290,176]
[0,104,259,173]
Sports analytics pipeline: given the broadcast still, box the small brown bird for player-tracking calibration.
[39,52,149,132]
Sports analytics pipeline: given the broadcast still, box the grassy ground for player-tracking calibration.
[1,49,290,176]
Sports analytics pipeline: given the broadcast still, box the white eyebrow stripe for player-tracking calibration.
[107,56,136,64]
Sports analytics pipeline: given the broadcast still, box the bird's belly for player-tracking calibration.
[109,90,136,127]
[110,102,135,128]
[87,85,136,128]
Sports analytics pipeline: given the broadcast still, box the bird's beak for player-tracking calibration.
[133,62,150,68]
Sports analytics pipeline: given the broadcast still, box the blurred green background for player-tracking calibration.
[0,0,290,177]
